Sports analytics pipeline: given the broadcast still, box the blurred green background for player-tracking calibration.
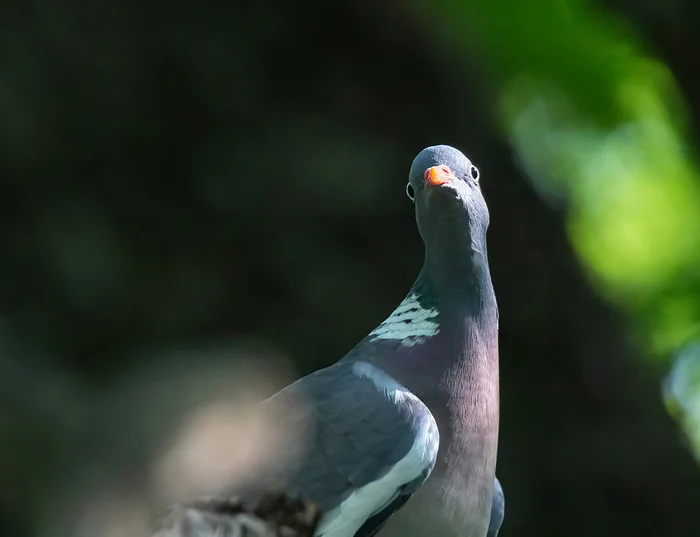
[2,0,700,535]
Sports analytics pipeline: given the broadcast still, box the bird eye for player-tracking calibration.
[470,165,479,182]
[406,182,415,202]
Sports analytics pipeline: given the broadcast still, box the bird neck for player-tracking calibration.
[419,238,497,321]
[408,249,500,454]
[351,246,498,381]
[344,238,498,387]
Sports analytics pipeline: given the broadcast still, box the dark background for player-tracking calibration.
[2,1,700,536]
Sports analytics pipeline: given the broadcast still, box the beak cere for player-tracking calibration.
[424,165,455,186]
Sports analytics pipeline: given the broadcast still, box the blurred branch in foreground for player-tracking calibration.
[153,493,321,537]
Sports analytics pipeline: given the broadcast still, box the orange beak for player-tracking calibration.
[424,165,454,186]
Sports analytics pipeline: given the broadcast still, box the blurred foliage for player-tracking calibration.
[427,0,700,353]
[427,0,700,471]
[1,0,700,536]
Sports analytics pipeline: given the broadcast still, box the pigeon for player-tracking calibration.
[223,145,502,537]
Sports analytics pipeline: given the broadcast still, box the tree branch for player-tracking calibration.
[153,493,322,537]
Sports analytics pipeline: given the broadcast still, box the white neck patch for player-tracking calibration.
[368,293,439,347]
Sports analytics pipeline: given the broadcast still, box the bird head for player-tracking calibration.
[406,145,490,263]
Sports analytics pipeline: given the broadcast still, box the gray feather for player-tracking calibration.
[487,477,505,537]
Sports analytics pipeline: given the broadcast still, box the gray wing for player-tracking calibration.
[487,477,505,537]
[251,360,439,537]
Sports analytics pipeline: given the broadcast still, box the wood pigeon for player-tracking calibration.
[228,145,503,537]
